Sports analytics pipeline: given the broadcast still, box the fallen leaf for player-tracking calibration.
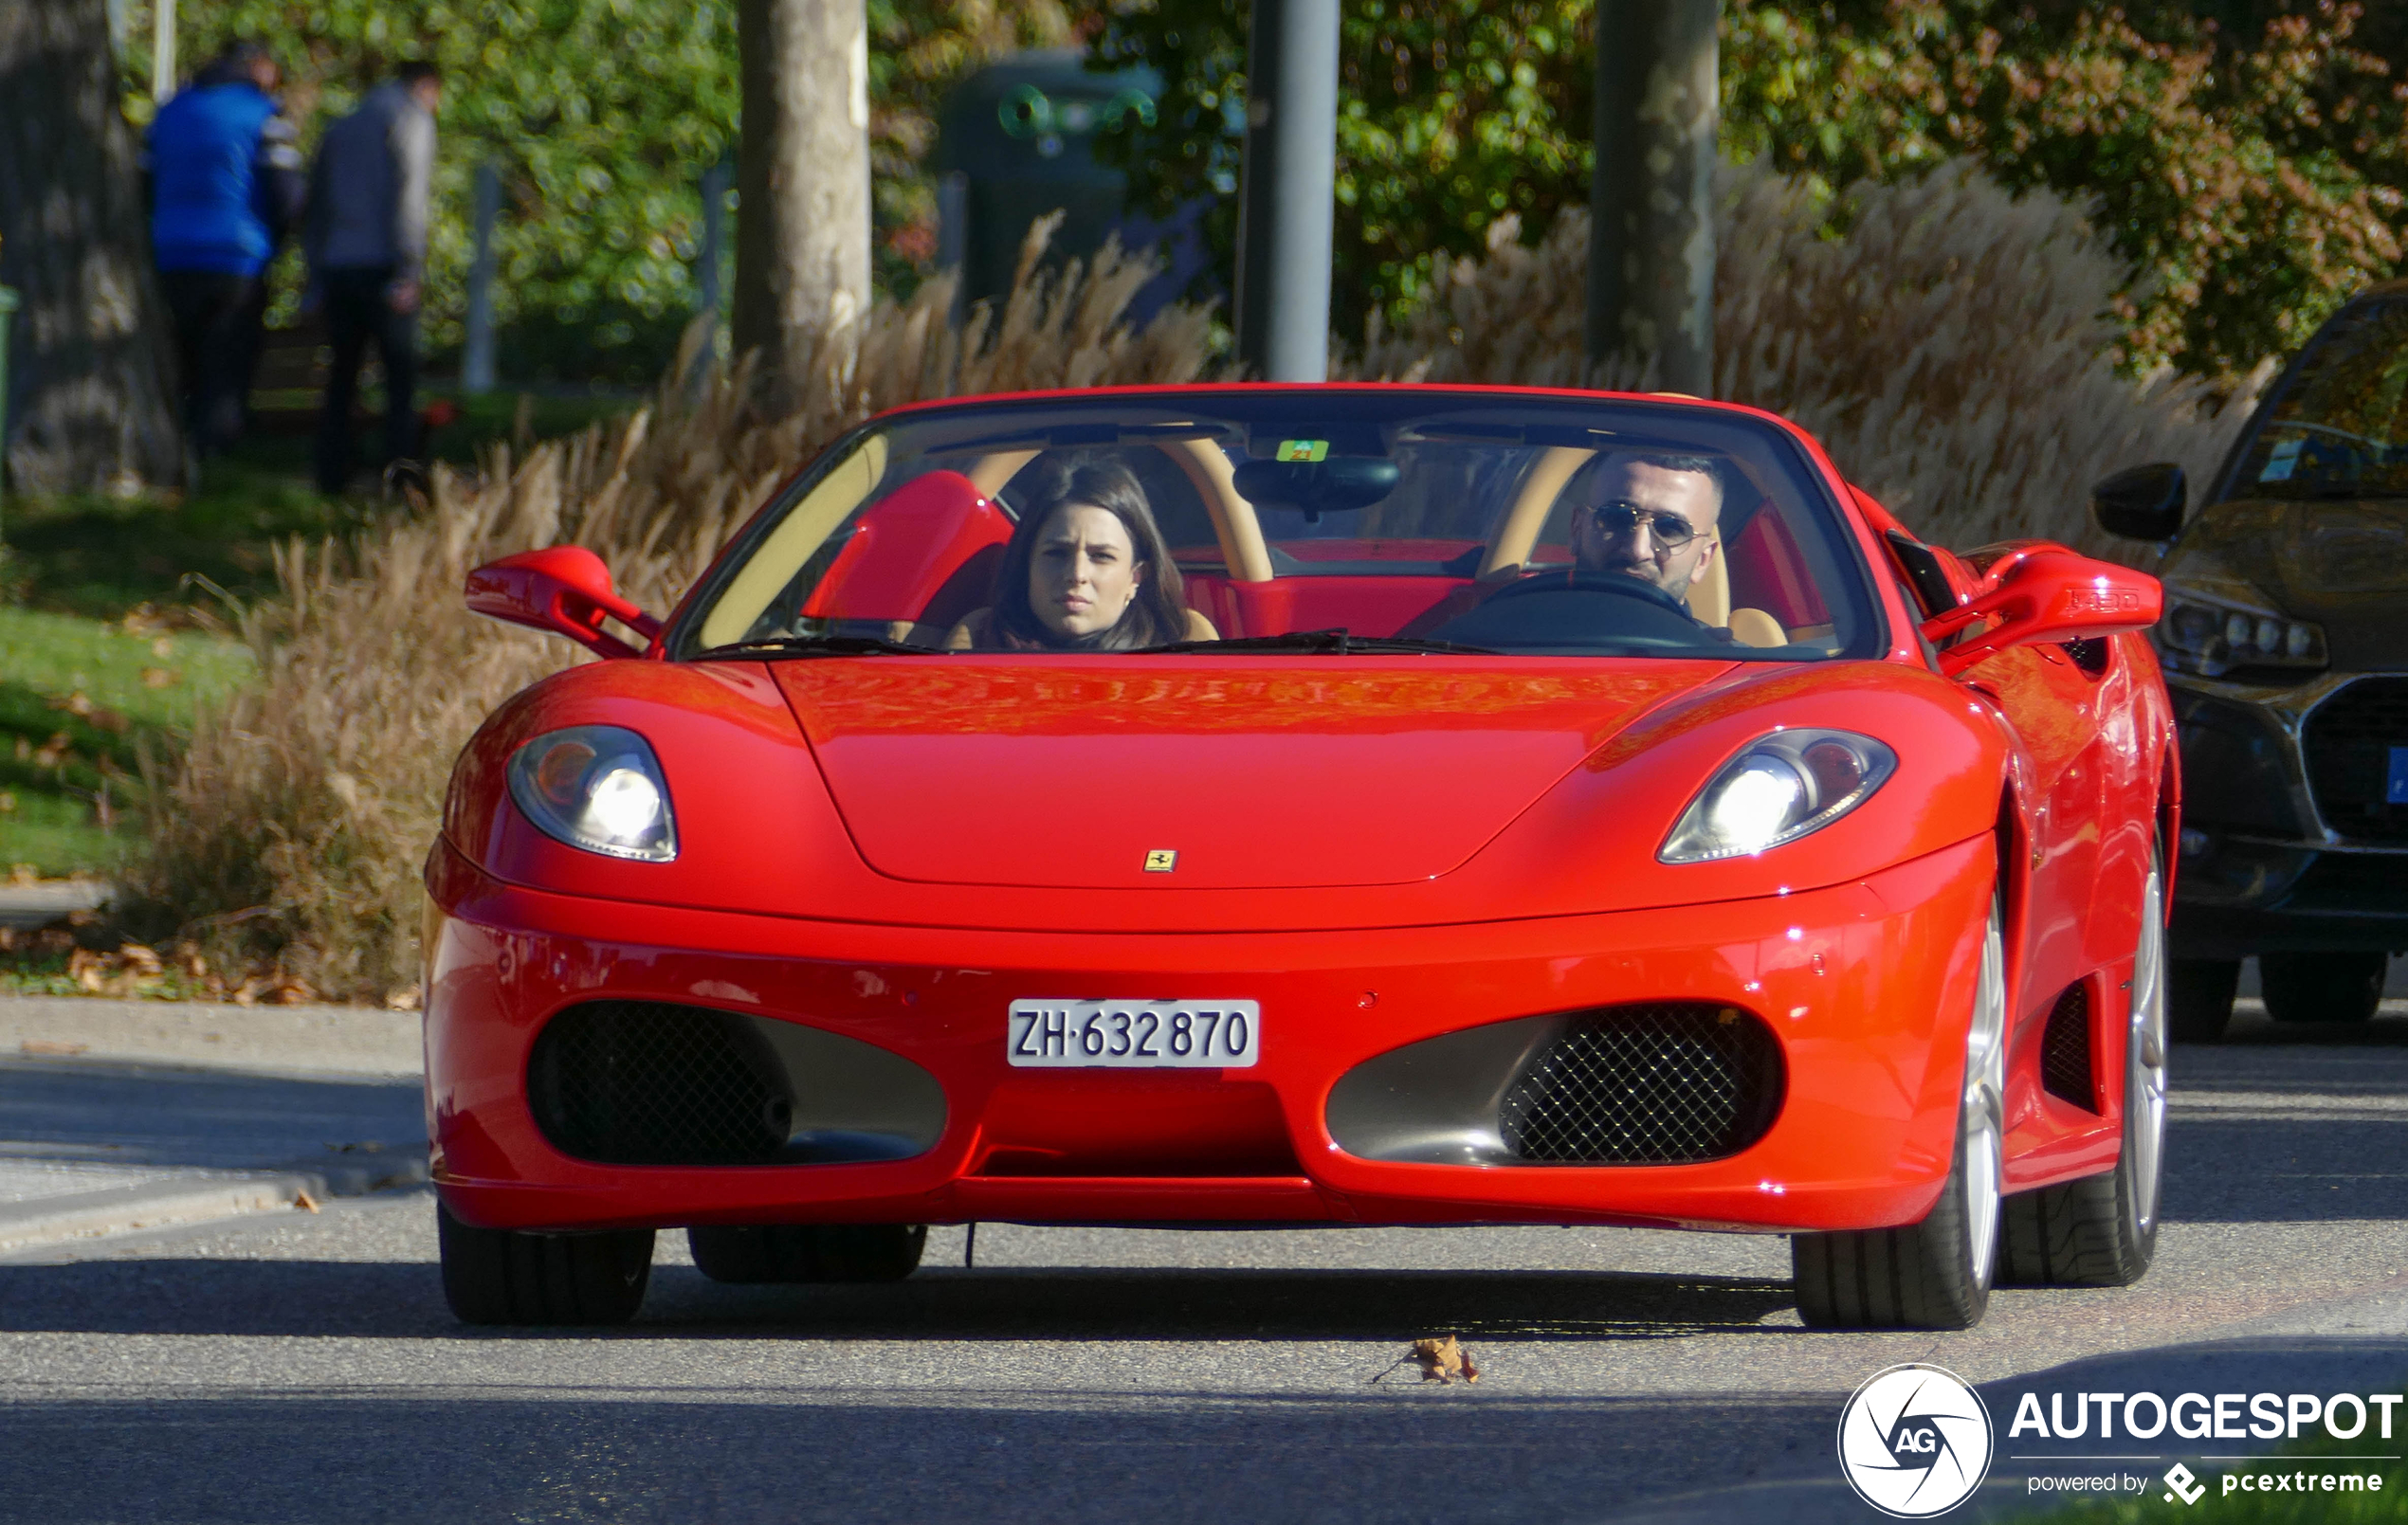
[384,986,422,1012]
[7,863,35,887]
[20,1040,90,1056]
[140,666,179,689]
[295,1191,320,1213]
[1371,1334,1482,1386]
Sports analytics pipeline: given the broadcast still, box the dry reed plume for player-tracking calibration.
[133,221,1216,999]
[143,167,2269,999]
[1354,160,2272,555]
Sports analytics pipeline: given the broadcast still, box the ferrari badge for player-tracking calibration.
[1142,849,1178,872]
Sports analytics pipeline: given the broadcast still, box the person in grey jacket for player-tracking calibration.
[304,60,440,494]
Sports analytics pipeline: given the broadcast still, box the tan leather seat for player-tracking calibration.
[1684,541,1787,647]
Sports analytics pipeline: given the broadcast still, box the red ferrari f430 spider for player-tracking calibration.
[429,385,2173,1331]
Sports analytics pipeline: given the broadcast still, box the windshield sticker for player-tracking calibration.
[2260,437,2304,481]
[1275,439,1330,463]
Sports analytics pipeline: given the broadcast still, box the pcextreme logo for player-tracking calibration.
[1837,1363,1995,1517]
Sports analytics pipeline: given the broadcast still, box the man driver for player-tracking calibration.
[1569,451,1723,609]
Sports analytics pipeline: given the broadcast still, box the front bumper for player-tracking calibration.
[424,834,1996,1237]
[2168,670,2408,956]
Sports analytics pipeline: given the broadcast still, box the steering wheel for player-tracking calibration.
[1480,569,1696,613]
[1428,568,1715,650]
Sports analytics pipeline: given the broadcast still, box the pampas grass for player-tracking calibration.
[141,167,2270,999]
[132,221,1217,999]
[1354,160,2271,555]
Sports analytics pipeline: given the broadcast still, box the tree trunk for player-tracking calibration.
[733,0,872,400]
[0,0,184,494]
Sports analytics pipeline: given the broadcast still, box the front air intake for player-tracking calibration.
[1495,1005,1785,1164]
[528,1001,794,1166]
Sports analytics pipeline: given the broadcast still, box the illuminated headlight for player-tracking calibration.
[506,725,678,862]
[1660,730,1898,863]
[2155,587,2326,679]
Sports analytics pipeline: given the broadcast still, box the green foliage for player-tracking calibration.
[115,0,1074,381]
[1096,0,2408,373]
[1092,0,1596,325]
[1722,0,2408,372]
[0,607,256,877]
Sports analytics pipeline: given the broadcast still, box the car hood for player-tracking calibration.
[771,661,1731,889]
[2173,497,2408,665]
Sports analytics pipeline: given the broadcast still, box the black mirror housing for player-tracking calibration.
[2091,463,2187,541]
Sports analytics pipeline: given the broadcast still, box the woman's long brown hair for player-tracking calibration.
[986,457,1190,649]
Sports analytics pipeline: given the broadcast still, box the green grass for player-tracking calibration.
[0,388,635,617]
[0,605,256,875]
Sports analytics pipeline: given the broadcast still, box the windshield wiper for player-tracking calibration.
[1147,628,1501,656]
[694,634,938,660]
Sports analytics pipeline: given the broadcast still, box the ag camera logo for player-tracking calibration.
[1838,1363,1995,1517]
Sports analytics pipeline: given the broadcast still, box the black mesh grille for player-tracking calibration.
[2306,678,2408,844]
[528,1001,794,1165]
[1497,1005,1784,1164]
[2041,982,2096,1112]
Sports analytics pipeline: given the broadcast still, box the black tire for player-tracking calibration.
[2001,854,2165,1287]
[2260,952,2387,1026]
[1794,897,2003,1332]
[687,1224,928,1284]
[2166,959,2240,1044]
[438,1204,654,1326]
[1794,1097,1998,1330]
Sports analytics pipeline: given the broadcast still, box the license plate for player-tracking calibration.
[1007,999,1261,1068]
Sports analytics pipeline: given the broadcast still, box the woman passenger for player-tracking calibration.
[947,459,1214,650]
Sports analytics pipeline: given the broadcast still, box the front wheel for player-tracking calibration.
[1794,897,2003,1331]
[438,1204,654,1326]
[2000,853,2164,1287]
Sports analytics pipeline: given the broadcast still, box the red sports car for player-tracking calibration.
[429,384,2173,1332]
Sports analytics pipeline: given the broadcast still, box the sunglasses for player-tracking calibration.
[1580,500,1704,548]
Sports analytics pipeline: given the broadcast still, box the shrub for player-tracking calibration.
[141,167,2264,998]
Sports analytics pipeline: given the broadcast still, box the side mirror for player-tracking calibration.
[1922,548,2162,678]
[2091,463,2186,541]
[465,546,661,660]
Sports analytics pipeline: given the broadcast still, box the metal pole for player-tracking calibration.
[151,0,176,101]
[1232,0,1340,382]
[462,162,502,396]
[1584,0,1718,395]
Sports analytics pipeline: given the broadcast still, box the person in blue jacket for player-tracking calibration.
[146,41,305,457]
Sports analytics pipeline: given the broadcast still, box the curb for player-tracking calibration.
[0,1154,429,1256]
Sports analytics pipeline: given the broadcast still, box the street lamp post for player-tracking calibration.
[1585,0,1718,395]
[1232,0,1340,382]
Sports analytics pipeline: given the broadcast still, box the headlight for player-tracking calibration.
[2155,585,2326,679]
[1659,730,1898,863]
[506,725,678,862]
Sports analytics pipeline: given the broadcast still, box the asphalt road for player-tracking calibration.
[4,1002,2408,1524]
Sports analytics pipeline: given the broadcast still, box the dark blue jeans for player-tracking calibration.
[314,264,420,494]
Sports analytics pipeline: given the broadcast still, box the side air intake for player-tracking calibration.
[1326,1003,1786,1167]
[527,1000,945,1167]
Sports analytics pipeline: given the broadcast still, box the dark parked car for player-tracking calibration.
[2095,285,2408,1041]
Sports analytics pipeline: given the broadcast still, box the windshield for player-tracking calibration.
[2233,299,2408,500]
[670,390,1879,661]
